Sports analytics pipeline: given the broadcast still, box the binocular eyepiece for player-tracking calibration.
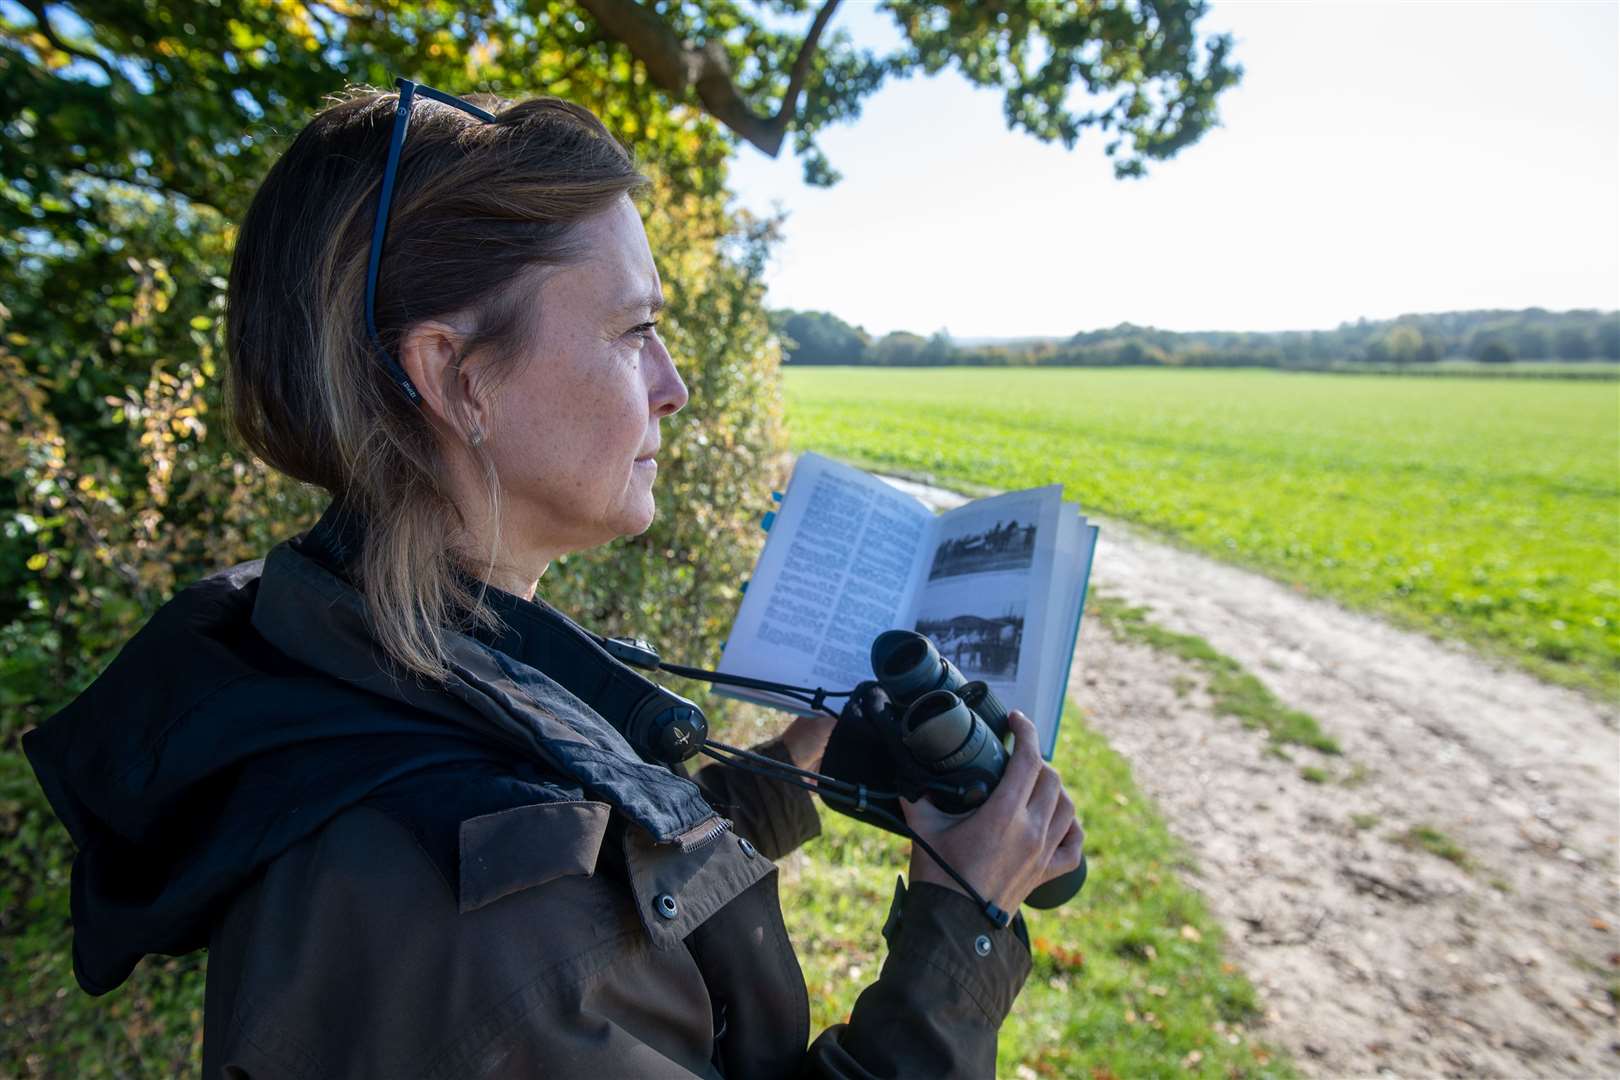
[872,630,966,704]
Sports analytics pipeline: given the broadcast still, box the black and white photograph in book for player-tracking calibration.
[928,517,1038,581]
[912,599,1025,681]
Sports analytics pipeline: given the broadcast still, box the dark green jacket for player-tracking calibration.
[31,499,1033,1078]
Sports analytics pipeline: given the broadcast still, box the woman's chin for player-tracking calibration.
[616,497,658,539]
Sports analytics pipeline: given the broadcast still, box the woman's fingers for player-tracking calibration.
[982,708,1041,825]
[1025,762,1063,847]
[903,704,1087,910]
[1045,818,1085,879]
[1043,786,1074,850]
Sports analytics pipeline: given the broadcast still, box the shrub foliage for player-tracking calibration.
[1,5,784,1072]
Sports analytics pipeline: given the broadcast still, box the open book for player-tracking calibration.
[716,452,1098,760]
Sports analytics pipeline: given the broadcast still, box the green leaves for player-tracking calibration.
[561,0,1236,186]
[2,4,785,1072]
[880,0,1241,179]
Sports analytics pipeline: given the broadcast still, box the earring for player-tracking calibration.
[469,427,484,447]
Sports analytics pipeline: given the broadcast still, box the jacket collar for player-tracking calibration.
[23,498,733,995]
[255,498,726,853]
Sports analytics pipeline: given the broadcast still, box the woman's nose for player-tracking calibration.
[650,338,688,418]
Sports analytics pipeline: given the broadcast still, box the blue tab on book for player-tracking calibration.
[761,510,776,532]
[771,491,783,502]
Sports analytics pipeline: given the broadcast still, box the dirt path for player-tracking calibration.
[879,476,1620,1079]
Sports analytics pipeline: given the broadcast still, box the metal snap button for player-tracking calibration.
[656,893,679,920]
[974,934,992,957]
[737,836,756,859]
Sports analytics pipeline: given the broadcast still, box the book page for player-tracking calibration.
[718,452,934,700]
[902,487,1064,748]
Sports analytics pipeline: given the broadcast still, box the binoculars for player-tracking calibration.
[822,629,1087,910]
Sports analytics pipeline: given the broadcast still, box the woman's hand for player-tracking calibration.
[780,711,839,778]
[900,708,1084,914]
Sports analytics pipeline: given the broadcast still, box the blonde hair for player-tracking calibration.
[225,85,648,685]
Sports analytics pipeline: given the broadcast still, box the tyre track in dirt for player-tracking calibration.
[879,475,1620,1078]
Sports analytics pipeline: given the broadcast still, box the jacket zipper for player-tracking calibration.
[672,814,732,853]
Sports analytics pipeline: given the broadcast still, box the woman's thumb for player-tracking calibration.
[899,793,947,833]
[899,794,924,826]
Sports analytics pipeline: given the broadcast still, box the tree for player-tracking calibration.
[773,307,871,363]
[1384,324,1423,365]
[577,0,1242,184]
[920,328,956,364]
[4,6,759,1072]
[1596,318,1620,360]
[1513,325,1550,360]
[871,329,928,364]
[1554,327,1592,360]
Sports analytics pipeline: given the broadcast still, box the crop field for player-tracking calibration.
[783,368,1620,698]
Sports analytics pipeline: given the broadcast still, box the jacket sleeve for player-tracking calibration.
[799,876,1034,1079]
[685,734,822,860]
[688,737,1034,1077]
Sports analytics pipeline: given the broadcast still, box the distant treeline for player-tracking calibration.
[770,308,1620,368]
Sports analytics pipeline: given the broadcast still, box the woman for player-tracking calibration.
[24,82,1083,1078]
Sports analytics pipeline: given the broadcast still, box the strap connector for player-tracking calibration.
[982,902,1013,930]
[603,636,662,670]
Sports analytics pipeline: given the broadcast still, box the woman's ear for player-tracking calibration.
[399,320,489,446]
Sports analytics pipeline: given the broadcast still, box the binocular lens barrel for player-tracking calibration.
[957,681,1010,739]
[900,689,975,767]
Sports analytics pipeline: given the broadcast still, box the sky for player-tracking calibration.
[721,0,1620,338]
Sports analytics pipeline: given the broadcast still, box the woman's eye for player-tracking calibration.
[628,319,660,342]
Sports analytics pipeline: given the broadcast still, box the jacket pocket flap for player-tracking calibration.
[458,800,611,914]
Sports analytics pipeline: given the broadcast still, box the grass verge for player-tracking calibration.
[747,700,1297,1078]
[1090,593,1341,756]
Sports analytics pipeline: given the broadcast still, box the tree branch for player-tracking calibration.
[20,0,119,85]
[771,0,840,125]
[574,0,842,157]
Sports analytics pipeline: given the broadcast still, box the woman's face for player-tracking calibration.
[470,196,688,578]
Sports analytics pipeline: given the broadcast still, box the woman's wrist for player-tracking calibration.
[907,850,971,899]
[780,712,838,773]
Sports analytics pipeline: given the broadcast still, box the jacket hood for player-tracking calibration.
[22,498,723,995]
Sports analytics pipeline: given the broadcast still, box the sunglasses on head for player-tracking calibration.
[364,78,498,409]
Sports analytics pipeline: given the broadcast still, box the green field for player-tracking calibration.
[784,368,1620,698]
